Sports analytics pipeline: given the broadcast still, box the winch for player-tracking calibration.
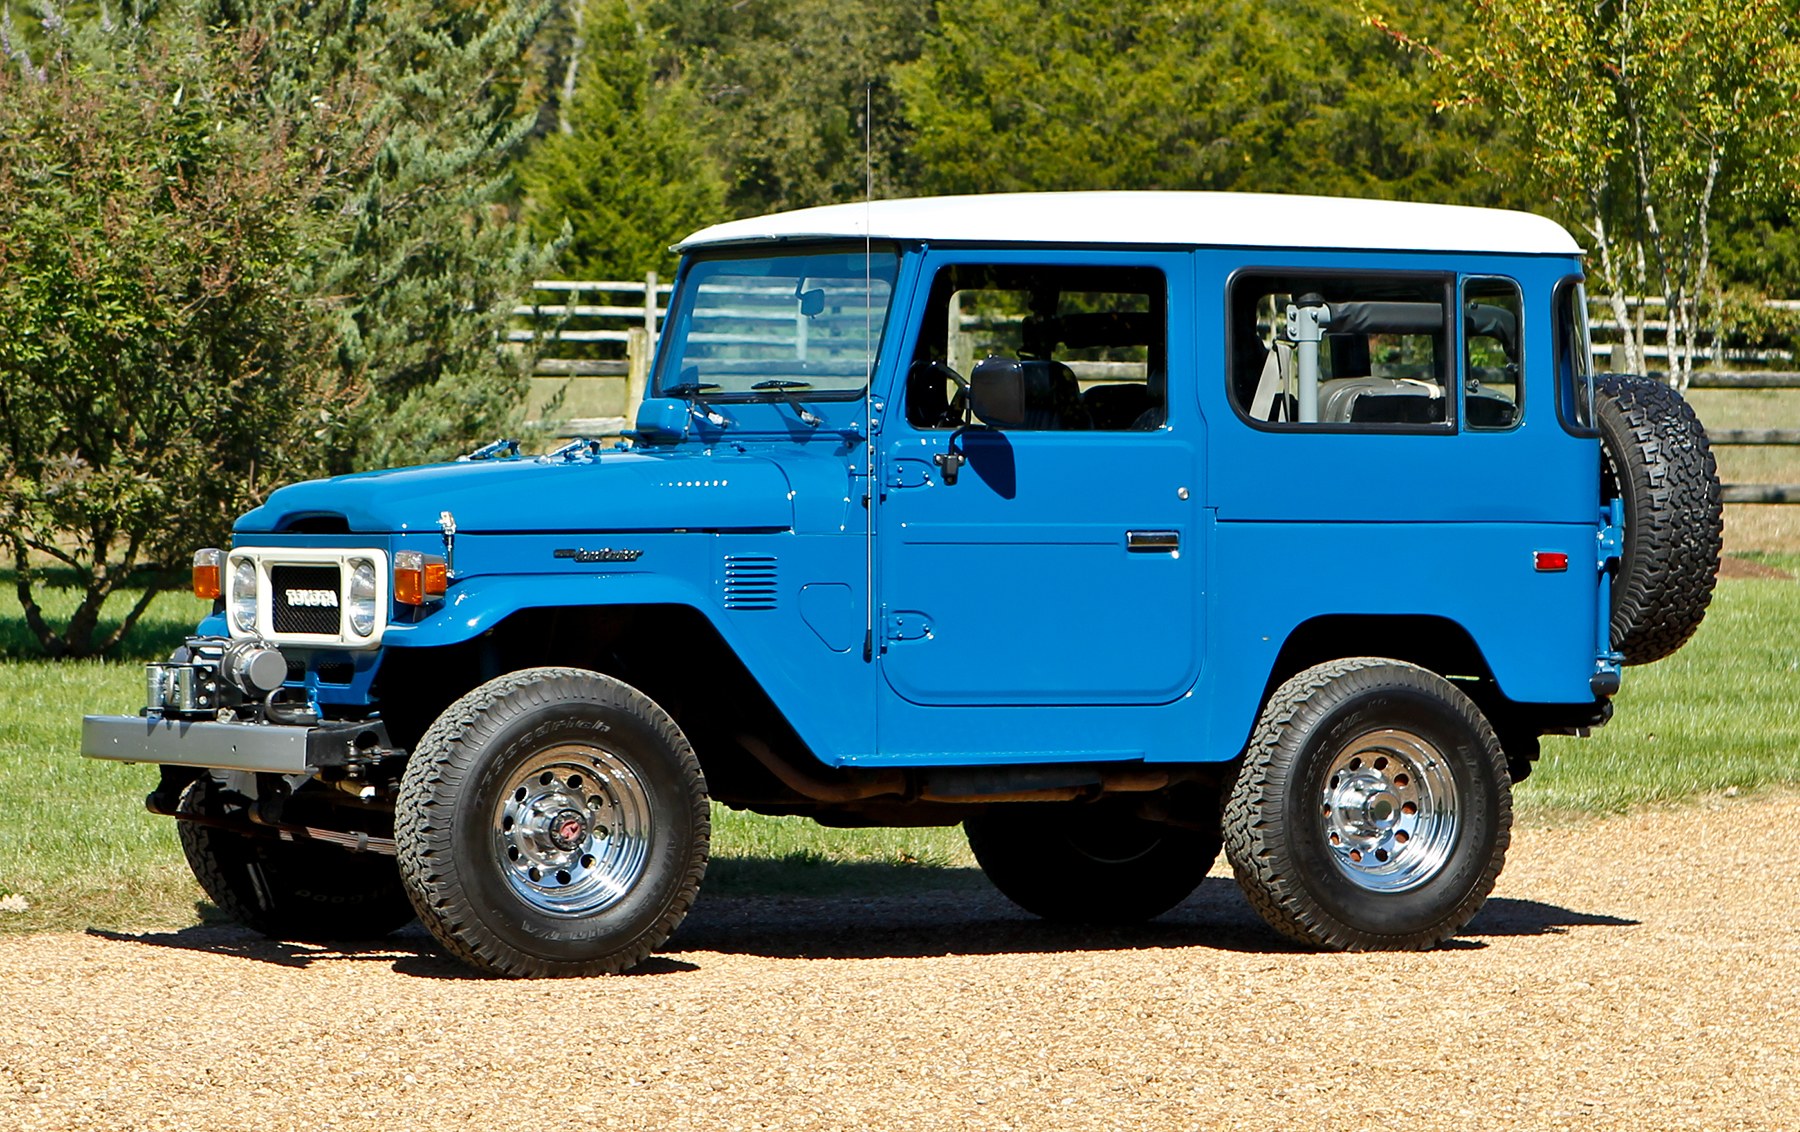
[146,636,293,719]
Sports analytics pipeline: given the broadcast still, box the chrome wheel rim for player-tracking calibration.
[1319,728,1458,893]
[493,744,652,917]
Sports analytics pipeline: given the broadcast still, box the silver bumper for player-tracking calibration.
[83,715,315,774]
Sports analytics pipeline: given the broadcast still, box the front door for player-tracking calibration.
[877,250,1203,707]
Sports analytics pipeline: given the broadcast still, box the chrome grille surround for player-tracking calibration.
[226,547,390,649]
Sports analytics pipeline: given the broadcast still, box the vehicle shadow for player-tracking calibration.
[83,922,462,975]
[84,920,708,979]
[80,868,1638,976]
[664,874,1640,962]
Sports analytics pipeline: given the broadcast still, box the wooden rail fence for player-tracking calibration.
[516,281,1800,502]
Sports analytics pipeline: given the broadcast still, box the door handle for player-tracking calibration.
[1126,530,1180,552]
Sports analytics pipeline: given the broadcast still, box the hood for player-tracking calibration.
[236,451,796,535]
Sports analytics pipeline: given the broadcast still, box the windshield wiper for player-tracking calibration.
[662,380,731,428]
[751,380,823,428]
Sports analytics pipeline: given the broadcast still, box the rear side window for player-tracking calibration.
[1554,277,1598,436]
[1464,277,1523,431]
[1228,272,1453,429]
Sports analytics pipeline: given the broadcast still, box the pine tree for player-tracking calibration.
[209,0,562,471]
[516,0,724,281]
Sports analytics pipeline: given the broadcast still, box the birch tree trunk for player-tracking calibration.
[559,1,585,135]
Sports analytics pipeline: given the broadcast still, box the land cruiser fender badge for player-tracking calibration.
[554,548,644,564]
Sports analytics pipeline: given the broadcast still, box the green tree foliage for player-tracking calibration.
[1417,0,1800,385]
[650,0,935,214]
[213,0,559,469]
[0,8,330,656]
[0,0,554,657]
[897,0,1505,205]
[518,0,724,279]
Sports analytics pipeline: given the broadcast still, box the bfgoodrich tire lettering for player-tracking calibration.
[1224,658,1511,951]
[395,668,708,978]
[1595,373,1724,665]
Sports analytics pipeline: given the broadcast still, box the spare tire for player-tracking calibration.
[1595,373,1723,665]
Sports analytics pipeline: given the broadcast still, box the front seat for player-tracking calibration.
[1020,360,1092,430]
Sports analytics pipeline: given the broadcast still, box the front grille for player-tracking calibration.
[271,564,343,635]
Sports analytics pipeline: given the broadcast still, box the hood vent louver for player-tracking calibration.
[722,555,779,611]
[277,513,352,534]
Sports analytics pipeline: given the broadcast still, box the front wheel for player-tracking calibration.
[1224,658,1511,951]
[395,668,709,978]
[177,778,415,941]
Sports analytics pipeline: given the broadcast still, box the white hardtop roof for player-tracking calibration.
[676,191,1582,258]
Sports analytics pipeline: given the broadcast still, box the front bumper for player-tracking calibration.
[82,715,393,775]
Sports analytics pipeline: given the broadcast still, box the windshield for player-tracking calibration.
[656,247,900,399]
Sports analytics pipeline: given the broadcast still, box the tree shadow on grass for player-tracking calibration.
[79,864,1639,975]
[0,569,195,661]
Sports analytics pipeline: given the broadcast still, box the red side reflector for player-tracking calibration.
[1534,551,1569,572]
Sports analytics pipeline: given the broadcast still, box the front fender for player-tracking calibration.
[379,569,873,764]
[382,573,716,649]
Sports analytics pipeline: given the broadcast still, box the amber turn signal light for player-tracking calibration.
[394,551,449,606]
[192,548,224,599]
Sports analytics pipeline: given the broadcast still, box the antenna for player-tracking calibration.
[862,84,876,665]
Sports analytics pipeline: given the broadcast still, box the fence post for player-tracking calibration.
[625,326,650,427]
[644,270,658,351]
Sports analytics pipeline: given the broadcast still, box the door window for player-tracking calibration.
[904,264,1167,431]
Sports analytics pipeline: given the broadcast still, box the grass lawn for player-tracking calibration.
[1,572,1795,936]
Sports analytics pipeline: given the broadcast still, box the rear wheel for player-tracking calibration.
[177,778,415,941]
[395,668,709,978]
[965,797,1222,924]
[1224,658,1511,951]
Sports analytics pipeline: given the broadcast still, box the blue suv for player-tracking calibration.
[83,192,1723,976]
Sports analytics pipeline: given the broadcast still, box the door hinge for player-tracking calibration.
[883,458,933,490]
[881,607,933,642]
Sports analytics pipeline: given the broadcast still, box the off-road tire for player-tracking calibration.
[1223,658,1511,951]
[395,668,708,978]
[1596,373,1723,666]
[965,797,1222,924]
[176,779,415,941]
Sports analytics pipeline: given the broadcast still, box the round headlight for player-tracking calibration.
[230,559,258,634]
[347,559,378,637]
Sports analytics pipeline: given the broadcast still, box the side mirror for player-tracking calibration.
[632,397,691,443]
[969,356,1026,428]
[797,288,826,318]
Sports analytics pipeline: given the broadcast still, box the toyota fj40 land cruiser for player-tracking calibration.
[83,192,1723,976]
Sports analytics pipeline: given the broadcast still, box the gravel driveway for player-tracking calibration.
[3,791,1796,1131]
